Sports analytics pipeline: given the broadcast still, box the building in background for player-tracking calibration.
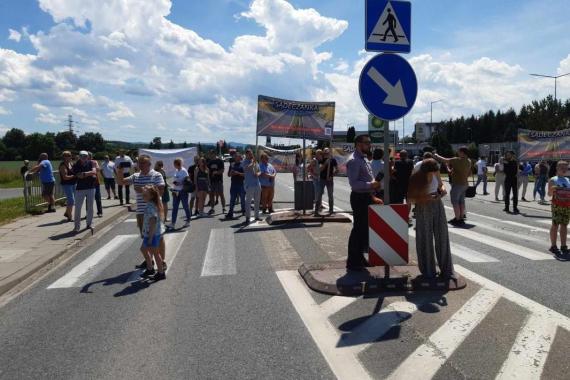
[414,122,441,142]
[333,130,399,143]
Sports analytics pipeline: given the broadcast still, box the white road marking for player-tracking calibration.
[448,228,554,261]
[445,206,550,233]
[276,271,372,380]
[319,296,360,318]
[496,315,558,380]
[538,219,552,226]
[48,235,138,289]
[455,264,570,332]
[200,228,237,277]
[124,219,137,223]
[387,288,502,380]
[409,230,499,263]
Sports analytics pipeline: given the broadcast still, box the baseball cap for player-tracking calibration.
[79,150,89,156]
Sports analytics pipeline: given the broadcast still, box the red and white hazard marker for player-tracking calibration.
[368,204,409,266]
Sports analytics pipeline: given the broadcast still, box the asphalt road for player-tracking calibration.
[1,166,569,379]
[0,188,24,200]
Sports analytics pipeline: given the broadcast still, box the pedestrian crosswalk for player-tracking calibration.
[277,265,570,380]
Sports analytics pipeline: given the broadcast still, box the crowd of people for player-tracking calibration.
[346,135,570,280]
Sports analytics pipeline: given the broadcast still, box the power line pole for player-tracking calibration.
[67,114,74,135]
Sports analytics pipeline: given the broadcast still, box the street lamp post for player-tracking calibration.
[530,72,570,101]
[430,99,443,125]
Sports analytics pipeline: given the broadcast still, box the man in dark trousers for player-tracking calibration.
[503,151,520,214]
[346,135,382,271]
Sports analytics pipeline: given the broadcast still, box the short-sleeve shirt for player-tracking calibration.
[503,160,518,180]
[39,160,55,183]
[476,160,487,175]
[142,203,164,237]
[394,159,413,186]
[243,159,260,189]
[101,161,115,179]
[320,158,338,180]
[449,157,471,186]
[259,162,276,187]
[125,169,165,214]
[115,156,133,174]
[72,160,96,190]
[208,159,225,183]
[229,162,245,187]
[172,168,189,191]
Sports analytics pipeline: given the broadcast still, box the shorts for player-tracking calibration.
[162,188,170,203]
[450,184,468,206]
[190,190,196,200]
[42,182,55,197]
[62,184,76,206]
[552,204,570,225]
[103,178,115,190]
[142,234,161,248]
[211,181,223,194]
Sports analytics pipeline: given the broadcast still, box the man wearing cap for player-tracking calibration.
[115,150,133,205]
[72,151,97,232]
[29,153,56,213]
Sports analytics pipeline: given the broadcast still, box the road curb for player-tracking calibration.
[0,206,130,298]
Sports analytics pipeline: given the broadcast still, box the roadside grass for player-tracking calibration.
[0,162,23,189]
[0,197,27,226]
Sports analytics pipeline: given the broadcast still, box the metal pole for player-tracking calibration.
[302,136,306,215]
[383,119,390,205]
[555,77,557,101]
[430,103,433,125]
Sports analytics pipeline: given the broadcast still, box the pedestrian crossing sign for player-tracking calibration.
[365,0,411,53]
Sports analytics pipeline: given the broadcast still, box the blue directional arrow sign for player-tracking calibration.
[359,53,417,121]
[366,0,411,53]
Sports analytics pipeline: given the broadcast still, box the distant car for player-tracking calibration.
[223,154,232,162]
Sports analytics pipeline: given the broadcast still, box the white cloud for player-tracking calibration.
[106,102,134,120]
[32,103,50,112]
[8,29,22,42]
[123,124,136,129]
[0,106,11,115]
[0,124,11,134]
[36,112,60,124]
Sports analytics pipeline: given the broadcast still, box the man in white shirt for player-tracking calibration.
[475,156,489,195]
[114,150,133,205]
[101,155,118,200]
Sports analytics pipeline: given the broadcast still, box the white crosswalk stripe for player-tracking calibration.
[200,228,237,277]
[48,235,138,289]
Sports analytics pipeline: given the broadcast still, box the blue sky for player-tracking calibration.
[1,0,569,143]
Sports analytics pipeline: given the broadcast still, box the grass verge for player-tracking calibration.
[0,197,27,226]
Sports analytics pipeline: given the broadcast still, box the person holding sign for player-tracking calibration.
[548,160,570,259]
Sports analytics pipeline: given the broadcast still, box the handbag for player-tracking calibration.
[182,177,195,193]
[465,174,476,198]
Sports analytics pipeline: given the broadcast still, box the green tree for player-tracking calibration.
[151,137,162,149]
[55,131,78,152]
[431,133,453,157]
[77,132,106,153]
[183,141,188,148]
[168,139,175,149]
[24,132,56,159]
[2,128,26,156]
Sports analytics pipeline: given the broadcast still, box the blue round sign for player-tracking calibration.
[359,53,418,121]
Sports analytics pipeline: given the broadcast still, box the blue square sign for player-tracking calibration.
[365,0,411,53]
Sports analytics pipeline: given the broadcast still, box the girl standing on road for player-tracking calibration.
[154,161,169,223]
[548,160,570,259]
[194,158,211,217]
[59,151,76,222]
[259,153,276,214]
[407,159,455,280]
[140,185,166,281]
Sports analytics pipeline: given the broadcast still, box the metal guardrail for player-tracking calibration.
[23,171,66,213]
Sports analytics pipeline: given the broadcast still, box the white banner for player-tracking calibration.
[138,148,198,177]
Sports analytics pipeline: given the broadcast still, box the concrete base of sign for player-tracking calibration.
[267,210,352,226]
[298,261,466,296]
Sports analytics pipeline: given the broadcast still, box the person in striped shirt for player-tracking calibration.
[116,155,166,269]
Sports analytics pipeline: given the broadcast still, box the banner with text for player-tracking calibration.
[256,95,335,140]
[518,129,570,160]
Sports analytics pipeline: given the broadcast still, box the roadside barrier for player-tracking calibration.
[23,171,66,212]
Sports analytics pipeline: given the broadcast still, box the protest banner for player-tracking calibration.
[138,148,198,177]
[256,95,335,140]
[518,128,570,160]
[258,146,302,173]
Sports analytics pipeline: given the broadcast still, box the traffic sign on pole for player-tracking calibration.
[359,53,418,121]
[368,204,409,266]
[365,0,411,53]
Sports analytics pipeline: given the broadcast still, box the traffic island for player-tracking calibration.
[267,210,352,225]
[298,261,466,296]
